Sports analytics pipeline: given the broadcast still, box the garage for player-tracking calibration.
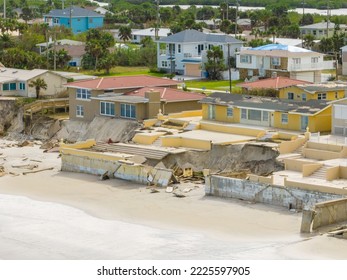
[184,63,201,77]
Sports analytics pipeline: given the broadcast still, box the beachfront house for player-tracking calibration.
[66,75,204,121]
[157,29,243,77]
[331,98,347,136]
[236,44,335,83]
[280,82,347,101]
[342,46,347,76]
[299,21,347,39]
[44,6,104,34]
[132,28,170,44]
[0,68,68,98]
[200,92,331,132]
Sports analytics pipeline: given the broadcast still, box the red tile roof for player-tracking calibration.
[238,77,312,90]
[125,87,205,102]
[66,75,179,90]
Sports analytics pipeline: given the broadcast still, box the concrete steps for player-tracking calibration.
[93,143,170,160]
[152,138,162,147]
[310,165,328,180]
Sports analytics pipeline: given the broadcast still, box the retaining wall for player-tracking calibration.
[205,175,343,210]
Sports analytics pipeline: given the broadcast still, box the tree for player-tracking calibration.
[204,46,226,80]
[303,34,315,50]
[299,14,314,26]
[48,49,72,69]
[119,26,132,42]
[97,52,116,75]
[83,29,115,70]
[29,78,47,99]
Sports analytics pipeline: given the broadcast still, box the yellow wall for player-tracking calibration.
[202,104,240,123]
[161,136,211,150]
[326,166,340,181]
[274,106,331,133]
[132,132,166,145]
[284,178,347,195]
[278,137,306,154]
[280,86,345,101]
[60,139,96,150]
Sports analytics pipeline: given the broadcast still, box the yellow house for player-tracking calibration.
[280,82,347,101]
[200,92,332,132]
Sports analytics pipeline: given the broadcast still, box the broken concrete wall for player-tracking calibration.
[205,175,343,210]
[61,150,174,187]
[312,198,347,230]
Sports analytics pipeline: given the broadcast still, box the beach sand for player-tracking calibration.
[1,140,347,259]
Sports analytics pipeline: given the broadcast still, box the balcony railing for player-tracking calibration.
[288,61,335,71]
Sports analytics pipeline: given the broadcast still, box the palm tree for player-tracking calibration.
[29,78,47,99]
[119,26,132,42]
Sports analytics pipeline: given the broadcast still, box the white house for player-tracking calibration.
[341,45,347,76]
[300,21,347,39]
[36,39,84,55]
[132,28,170,44]
[157,29,244,77]
[236,44,335,83]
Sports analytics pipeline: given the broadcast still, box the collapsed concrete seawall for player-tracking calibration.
[205,175,344,210]
[301,198,347,233]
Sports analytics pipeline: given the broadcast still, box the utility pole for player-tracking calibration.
[235,0,239,37]
[301,0,305,46]
[53,28,57,71]
[3,0,6,19]
[327,0,331,38]
[226,0,229,21]
[62,0,64,9]
[155,0,160,40]
[228,44,232,93]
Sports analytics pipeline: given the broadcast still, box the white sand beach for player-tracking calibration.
[1,140,347,259]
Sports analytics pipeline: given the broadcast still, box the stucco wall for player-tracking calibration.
[205,175,343,210]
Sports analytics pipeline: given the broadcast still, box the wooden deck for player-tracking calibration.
[23,98,69,119]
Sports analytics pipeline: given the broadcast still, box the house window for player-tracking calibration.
[227,107,233,117]
[311,57,318,63]
[76,88,91,100]
[240,55,252,64]
[335,92,338,99]
[161,61,168,67]
[89,18,93,23]
[263,111,269,121]
[302,93,307,101]
[120,104,136,119]
[288,92,294,100]
[77,19,81,22]
[247,70,253,76]
[271,57,281,66]
[248,109,261,121]
[2,83,16,91]
[53,18,59,24]
[19,82,25,90]
[318,93,326,100]
[281,113,288,124]
[100,101,115,116]
[76,105,84,117]
[241,108,247,119]
[292,58,301,64]
[178,44,181,53]
[133,35,137,40]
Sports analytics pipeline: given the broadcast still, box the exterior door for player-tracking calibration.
[301,115,309,130]
[208,105,215,120]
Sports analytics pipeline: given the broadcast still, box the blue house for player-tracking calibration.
[44,6,104,34]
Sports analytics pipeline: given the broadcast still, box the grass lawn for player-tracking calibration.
[81,66,167,77]
[184,79,242,93]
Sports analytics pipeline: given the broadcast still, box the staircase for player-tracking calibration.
[309,165,328,180]
[93,142,170,160]
[152,138,162,147]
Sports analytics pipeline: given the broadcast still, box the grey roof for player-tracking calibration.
[200,92,330,115]
[44,6,104,18]
[299,21,346,30]
[159,29,243,44]
[92,94,148,104]
[297,82,347,93]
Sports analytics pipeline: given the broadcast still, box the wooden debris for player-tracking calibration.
[173,192,186,198]
[30,159,43,163]
[0,166,5,177]
[183,187,193,193]
[100,171,110,181]
[150,188,160,193]
[11,164,38,170]
[22,157,28,161]
[9,172,20,176]
[23,167,54,175]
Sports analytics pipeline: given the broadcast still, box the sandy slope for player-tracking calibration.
[0,140,347,259]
